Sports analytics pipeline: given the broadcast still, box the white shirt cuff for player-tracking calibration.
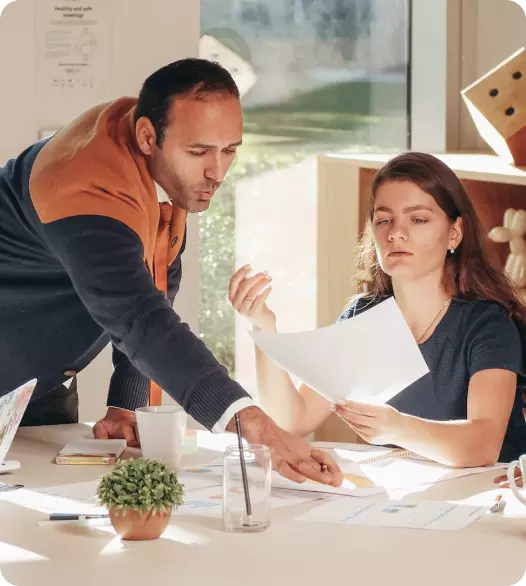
[212,397,256,433]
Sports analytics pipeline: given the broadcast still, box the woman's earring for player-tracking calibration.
[449,248,455,255]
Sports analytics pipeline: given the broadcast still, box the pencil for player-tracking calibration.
[490,493,505,513]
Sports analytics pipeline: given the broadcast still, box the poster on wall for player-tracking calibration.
[35,0,112,94]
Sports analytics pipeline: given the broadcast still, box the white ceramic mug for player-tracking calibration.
[135,405,187,471]
[507,454,526,504]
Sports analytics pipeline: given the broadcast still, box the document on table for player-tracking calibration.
[327,447,506,490]
[175,486,322,518]
[270,471,385,497]
[250,297,429,404]
[0,476,320,520]
[200,445,505,497]
[0,481,105,515]
[269,459,505,497]
[192,459,386,497]
[296,497,489,530]
[0,472,224,515]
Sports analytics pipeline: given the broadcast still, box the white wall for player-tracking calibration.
[410,0,450,152]
[459,0,526,150]
[0,0,201,421]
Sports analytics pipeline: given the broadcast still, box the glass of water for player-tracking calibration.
[223,444,271,533]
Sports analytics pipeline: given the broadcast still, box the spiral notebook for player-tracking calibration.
[350,448,431,464]
[311,442,430,464]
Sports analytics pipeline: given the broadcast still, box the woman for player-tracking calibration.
[229,152,526,467]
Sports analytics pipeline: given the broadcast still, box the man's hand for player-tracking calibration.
[228,406,343,487]
[93,407,139,447]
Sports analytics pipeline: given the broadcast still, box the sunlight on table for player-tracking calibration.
[0,542,47,564]
[98,524,208,556]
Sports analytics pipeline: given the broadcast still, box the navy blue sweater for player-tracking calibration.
[0,100,250,430]
[340,296,526,462]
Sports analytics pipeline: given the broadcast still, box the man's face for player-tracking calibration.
[137,92,243,213]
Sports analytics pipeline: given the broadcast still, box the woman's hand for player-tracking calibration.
[494,468,522,488]
[335,400,404,445]
[229,265,276,331]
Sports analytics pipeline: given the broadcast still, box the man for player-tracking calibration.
[0,58,341,487]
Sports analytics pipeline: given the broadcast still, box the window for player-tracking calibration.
[199,0,411,398]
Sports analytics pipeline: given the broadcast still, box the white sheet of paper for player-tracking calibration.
[270,471,385,497]
[270,453,506,496]
[296,497,488,530]
[1,475,318,520]
[192,460,386,498]
[0,473,224,516]
[332,451,506,490]
[198,446,505,497]
[250,297,429,404]
[265,449,505,497]
[175,486,322,518]
[0,481,104,515]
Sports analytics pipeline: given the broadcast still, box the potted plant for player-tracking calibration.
[96,458,184,541]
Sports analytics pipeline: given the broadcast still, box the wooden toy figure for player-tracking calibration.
[489,208,526,289]
[462,47,526,165]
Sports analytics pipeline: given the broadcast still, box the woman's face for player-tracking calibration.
[372,180,462,283]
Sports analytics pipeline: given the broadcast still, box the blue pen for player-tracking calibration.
[38,513,110,527]
[49,513,109,521]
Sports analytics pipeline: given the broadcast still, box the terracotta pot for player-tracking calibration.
[109,507,172,541]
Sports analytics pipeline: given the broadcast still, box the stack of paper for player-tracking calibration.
[179,450,505,498]
[55,439,127,465]
[270,448,505,496]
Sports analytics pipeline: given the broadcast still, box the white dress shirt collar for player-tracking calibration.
[155,181,172,205]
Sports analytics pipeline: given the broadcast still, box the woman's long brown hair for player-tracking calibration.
[355,152,526,327]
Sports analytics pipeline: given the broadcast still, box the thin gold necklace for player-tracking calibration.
[417,298,451,344]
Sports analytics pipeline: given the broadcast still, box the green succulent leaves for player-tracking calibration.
[96,458,184,514]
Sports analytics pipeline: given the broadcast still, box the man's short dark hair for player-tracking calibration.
[135,58,240,146]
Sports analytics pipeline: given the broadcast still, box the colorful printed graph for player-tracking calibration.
[308,473,376,489]
[183,499,221,509]
[342,473,376,488]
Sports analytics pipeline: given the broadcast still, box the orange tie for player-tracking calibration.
[148,203,172,406]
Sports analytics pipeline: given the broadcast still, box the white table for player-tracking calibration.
[1,424,526,586]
